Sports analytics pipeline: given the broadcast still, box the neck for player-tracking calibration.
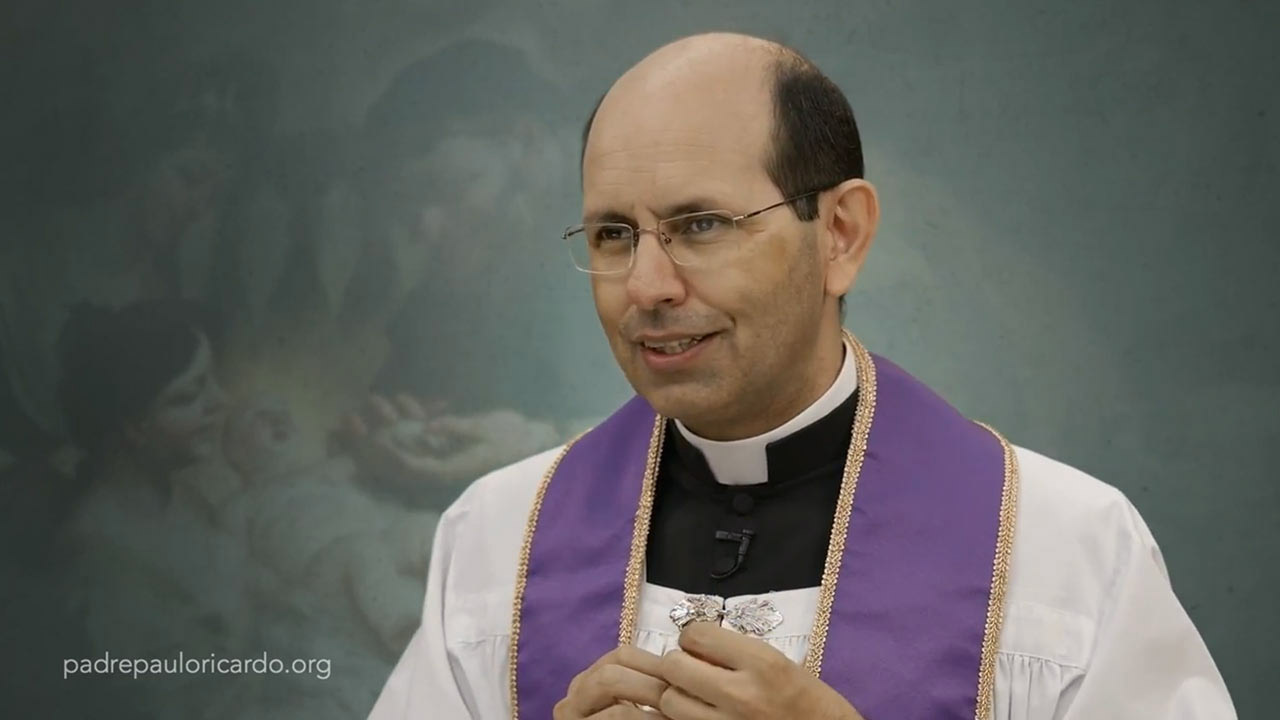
[673,330,856,486]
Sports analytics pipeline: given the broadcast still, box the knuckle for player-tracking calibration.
[611,645,634,665]
[755,646,793,677]
[659,685,682,713]
[594,662,626,690]
[743,682,770,711]
[614,645,641,665]
[657,649,681,676]
[725,676,763,713]
[678,622,711,651]
[566,668,593,699]
[596,705,633,719]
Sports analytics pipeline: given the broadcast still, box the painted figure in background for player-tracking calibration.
[54,300,251,718]
[47,299,448,717]
[0,37,580,718]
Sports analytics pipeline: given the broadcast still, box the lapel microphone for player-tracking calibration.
[710,529,756,579]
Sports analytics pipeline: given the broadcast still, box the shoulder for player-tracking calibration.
[1010,444,1154,581]
[431,445,568,593]
[442,444,567,528]
[1001,444,1159,660]
[1012,445,1144,543]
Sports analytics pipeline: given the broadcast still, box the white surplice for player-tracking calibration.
[370,348,1236,719]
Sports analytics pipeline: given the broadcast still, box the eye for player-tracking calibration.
[670,213,731,236]
[689,215,724,233]
[589,224,632,247]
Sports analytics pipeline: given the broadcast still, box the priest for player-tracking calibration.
[368,32,1235,719]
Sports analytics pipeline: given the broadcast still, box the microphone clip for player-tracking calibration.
[710,529,755,580]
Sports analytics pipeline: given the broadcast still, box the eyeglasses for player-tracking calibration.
[562,190,824,275]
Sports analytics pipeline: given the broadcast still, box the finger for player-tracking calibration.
[676,621,762,671]
[658,683,722,720]
[425,414,483,441]
[394,393,428,420]
[570,647,666,715]
[571,664,669,715]
[659,649,735,709]
[582,646,665,682]
[613,645,666,676]
[585,705,669,719]
[366,395,399,427]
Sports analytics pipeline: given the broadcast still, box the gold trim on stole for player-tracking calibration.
[973,423,1020,719]
[506,429,583,720]
[801,330,878,674]
[507,332,1019,720]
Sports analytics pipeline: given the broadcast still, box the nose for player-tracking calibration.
[625,230,687,310]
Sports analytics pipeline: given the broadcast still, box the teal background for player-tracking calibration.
[1,0,1275,717]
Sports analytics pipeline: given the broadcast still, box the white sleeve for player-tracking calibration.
[368,507,475,720]
[1061,501,1236,719]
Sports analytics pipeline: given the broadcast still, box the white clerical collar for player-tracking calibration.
[673,339,857,487]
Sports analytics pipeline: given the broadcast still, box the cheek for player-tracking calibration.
[591,279,628,332]
[701,240,820,337]
[690,256,784,322]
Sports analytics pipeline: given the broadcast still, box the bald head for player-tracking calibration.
[607,32,783,106]
[601,32,801,114]
[580,32,863,222]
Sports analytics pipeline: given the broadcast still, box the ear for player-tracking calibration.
[821,179,879,298]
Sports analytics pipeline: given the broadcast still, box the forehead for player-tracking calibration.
[582,62,775,214]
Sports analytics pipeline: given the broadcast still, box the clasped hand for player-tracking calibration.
[552,622,864,720]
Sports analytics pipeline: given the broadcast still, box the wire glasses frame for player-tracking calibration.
[562,189,825,275]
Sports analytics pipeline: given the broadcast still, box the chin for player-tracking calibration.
[634,379,723,423]
[617,346,731,417]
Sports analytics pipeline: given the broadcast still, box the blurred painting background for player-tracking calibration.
[0,0,1275,717]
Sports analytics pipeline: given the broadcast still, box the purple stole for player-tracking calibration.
[513,353,1014,719]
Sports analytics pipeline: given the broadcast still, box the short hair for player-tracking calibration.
[579,43,863,317]
[763,48,864,220]
[56,299,217,455]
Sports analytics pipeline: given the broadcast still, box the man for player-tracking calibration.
[369,33,1235,719]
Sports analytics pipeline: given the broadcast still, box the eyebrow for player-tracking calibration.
[583,196,731,225]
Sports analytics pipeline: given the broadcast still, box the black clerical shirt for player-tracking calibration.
[645,389,860,597]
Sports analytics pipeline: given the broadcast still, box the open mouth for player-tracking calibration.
[640,334,711,355]
[636,330,726,363]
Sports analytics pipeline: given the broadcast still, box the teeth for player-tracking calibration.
[644,335,705,354]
